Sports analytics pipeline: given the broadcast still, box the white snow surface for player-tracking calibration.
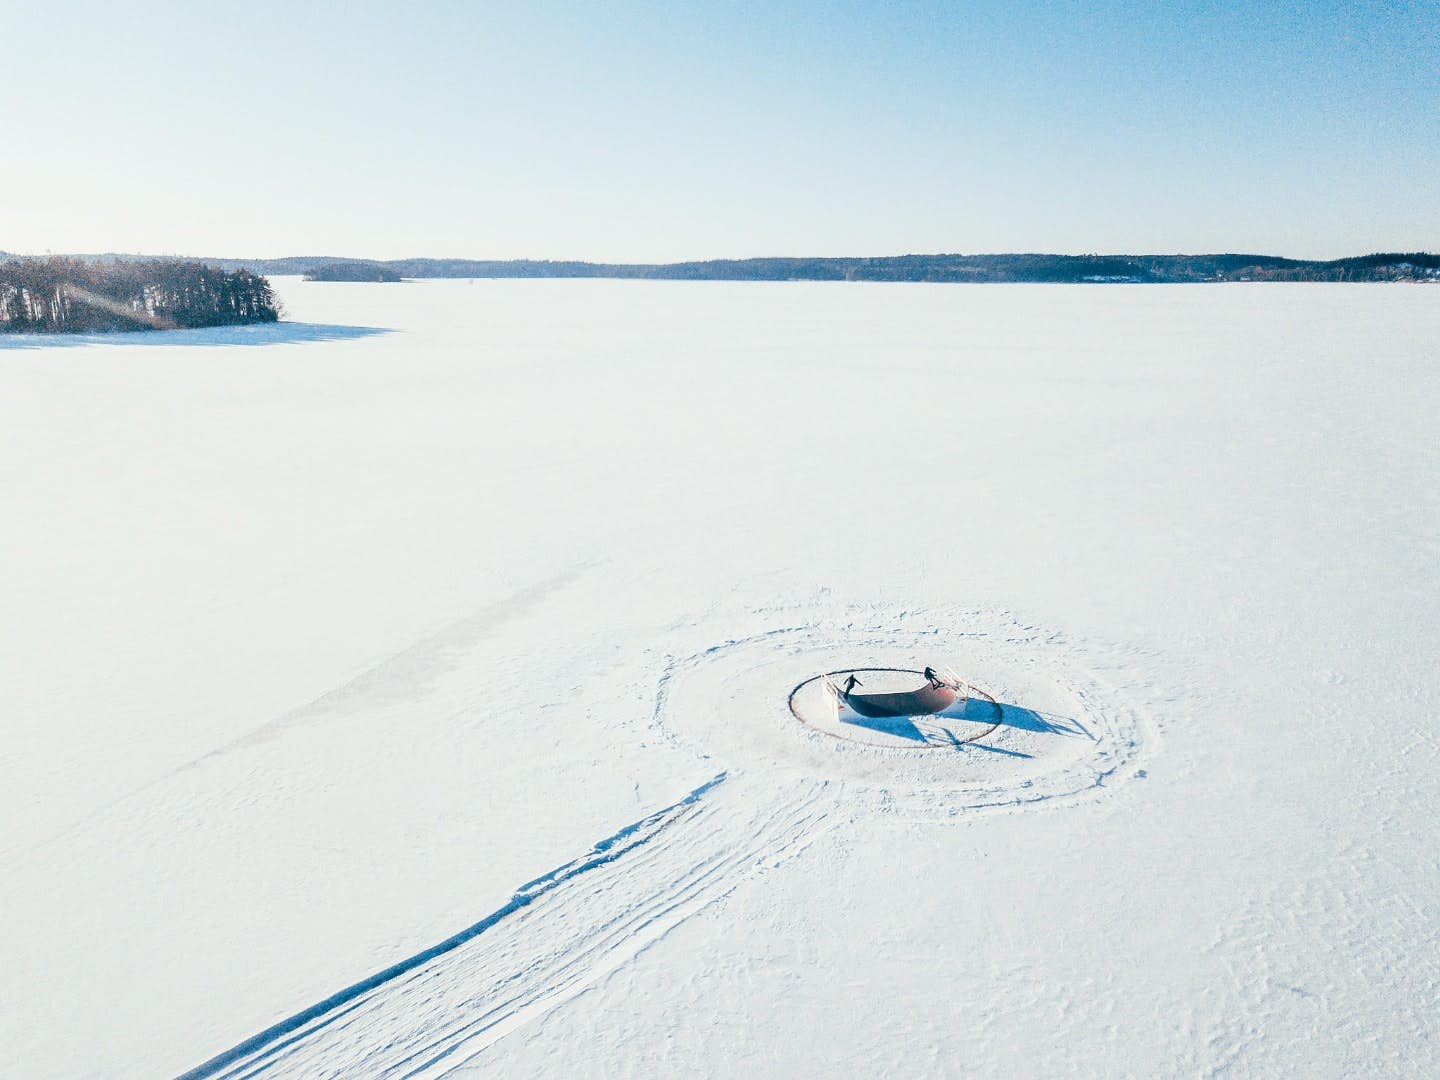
[2,279,1437,1077]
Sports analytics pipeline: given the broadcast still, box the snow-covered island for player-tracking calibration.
[303,261,404,283]
[0,257,280,333]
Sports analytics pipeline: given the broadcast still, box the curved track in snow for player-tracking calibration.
[182,774,837,1078]
[183,604,1153,1077]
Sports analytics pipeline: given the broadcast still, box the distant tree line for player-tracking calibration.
[0,257,281,333]
[20,251,1440,289]
[304,261,403,282]
[178,251,1440,284]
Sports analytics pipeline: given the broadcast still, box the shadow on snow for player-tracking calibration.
[841,696,1095,754]
[840,694,1000,746]
[0,321,390,349]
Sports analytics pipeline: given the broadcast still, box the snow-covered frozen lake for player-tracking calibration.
[2,278,1437,1077]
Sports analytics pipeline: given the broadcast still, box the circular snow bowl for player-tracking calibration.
[788,667,1002,749]
[654,611,1152,816]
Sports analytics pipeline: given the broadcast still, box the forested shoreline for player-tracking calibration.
[146,250,1440,283]
[304,261,403,282]
[0,258,280,333]
[3,254,1435,324]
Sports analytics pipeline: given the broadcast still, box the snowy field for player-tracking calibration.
[2,278,1437,1077]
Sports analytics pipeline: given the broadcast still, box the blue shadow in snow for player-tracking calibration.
[964,701,1096,757]
[840,709,926,742]
[967,741,1034,759]
[995,704,1094,740]
[0,321,390,350]
[840,694,1002,745]
[842,695,1094,753]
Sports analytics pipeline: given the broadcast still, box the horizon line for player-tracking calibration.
[4,248,1439,265]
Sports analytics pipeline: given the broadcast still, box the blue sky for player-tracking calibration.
[4,0,1436,259]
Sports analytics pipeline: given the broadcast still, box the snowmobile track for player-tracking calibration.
[182,772,836,1078]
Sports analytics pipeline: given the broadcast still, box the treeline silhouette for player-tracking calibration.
[304,261,403,282]
[0,258,281,333]
[179,251,1440,284]
[11,252,1437,295]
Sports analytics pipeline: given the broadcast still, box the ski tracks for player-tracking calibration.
[184,773,837,1078]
